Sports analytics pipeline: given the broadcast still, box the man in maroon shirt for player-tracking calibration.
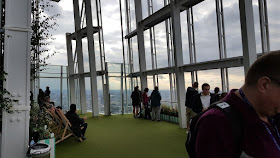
[195,50,280,158]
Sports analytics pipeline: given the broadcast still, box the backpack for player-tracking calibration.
[185,101,243,158]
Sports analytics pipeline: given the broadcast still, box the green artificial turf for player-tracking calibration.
[56,113,189,158]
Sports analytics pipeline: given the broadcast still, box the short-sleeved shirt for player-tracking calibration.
[195,90,280,158]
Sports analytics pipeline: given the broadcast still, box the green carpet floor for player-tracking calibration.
[56,114,189,158]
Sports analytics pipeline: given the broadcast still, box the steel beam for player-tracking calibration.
[239,0,257,75]
[1,0,31,157]
[73,0,87,113]
[66,33,77,105]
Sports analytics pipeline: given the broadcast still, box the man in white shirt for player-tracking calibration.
[192,83,215,113]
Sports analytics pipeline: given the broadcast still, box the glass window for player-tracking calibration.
[193,0,219,62]
[155,22,168,69]
[228,67,244,90]
[197,69,222,93]
[267,0,279,51]
[181,11,190,65]
[144,30,152,70]
[82,38,89,72]
[132,37,139,72]
[223,0,243,57]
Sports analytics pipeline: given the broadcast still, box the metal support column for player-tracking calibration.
[171,1,186,128]
[66,33,77,105]
[258,0,270,54]
[73,0,87,113]
[85,0,99,116]
[134,0,147,91]
[1,0,31,157]
[186,8,197,84]
[216,0,229,92]
[239,0,257,75]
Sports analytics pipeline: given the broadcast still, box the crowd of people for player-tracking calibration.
[36,86,88,142]
[131,51,280,157]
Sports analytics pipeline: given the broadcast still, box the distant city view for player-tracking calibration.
[48,89,174,114]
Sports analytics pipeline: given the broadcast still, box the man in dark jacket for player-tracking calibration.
[192,83,215,113]
[150,86,162,121]
[66,104,87,140]
[185,82,198,130]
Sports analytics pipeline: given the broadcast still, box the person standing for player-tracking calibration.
[142,88,151,119]
[195,50,280,157]
[131,86,141,118]
[192,83,215,113]
[45,86,51,96]
[150,86,161,121]
[185,82,198,130]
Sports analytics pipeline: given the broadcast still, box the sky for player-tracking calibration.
[40,0,279,91]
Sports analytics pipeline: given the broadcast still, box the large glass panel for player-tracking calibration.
[94,34,102,71]
[97,76,104,114]
[147,76,154,94]
[142,0,148,19]
[144,30,152,70]
[155,22,168,69]
[267,0,280,51]
[125,77,133,113]
[132,37,139,72]
[228,67,244,90]
[40,78,61,107]
[193,0,219,62]
[82,39,90,72]
[252,0,262,53]
[184,72,192,90]
[197,69,222,93]
[109,77,122,114]
[181,11,190,65]
[85,77,92,112]
[223,0,242,57]
[152,0,164,13]
[158,74,171,106]
[128,0,136,31]
[101,1,123,65]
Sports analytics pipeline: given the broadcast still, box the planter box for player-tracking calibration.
[38,138,55,158]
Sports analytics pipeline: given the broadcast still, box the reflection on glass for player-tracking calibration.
[228,67,244,90]
[193,0,219,62]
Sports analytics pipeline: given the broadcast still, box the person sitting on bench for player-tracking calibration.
[66,104,88,141]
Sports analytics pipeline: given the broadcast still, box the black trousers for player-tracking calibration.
[81,123,88,136]
[144,108,151,119]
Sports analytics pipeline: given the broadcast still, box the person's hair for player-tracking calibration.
[70,104,76,113]
[46,86,49,89]
[202,83,210,90]
[134,86,138,91]
[193,82,198,88]
[44,96,50,102]
[214,87,220,93]
[245,50,280,86]
[154,86,158,91]
[144,88,149,92]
